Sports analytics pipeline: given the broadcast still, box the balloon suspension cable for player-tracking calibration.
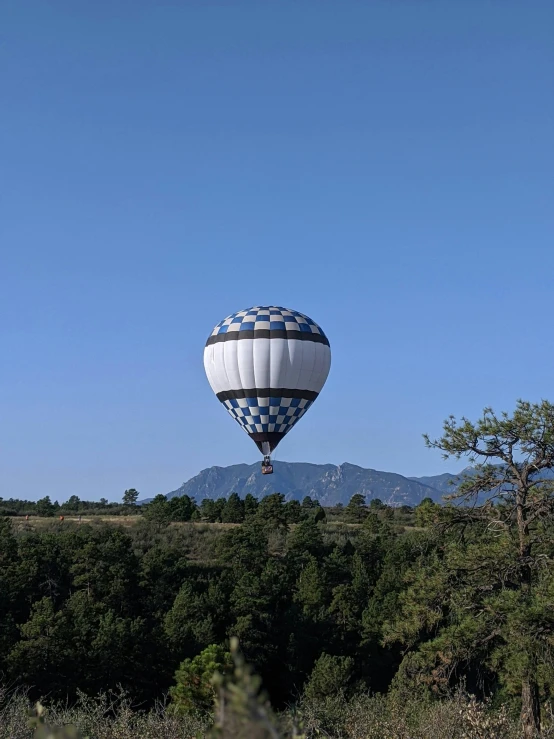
[261,442,273,475]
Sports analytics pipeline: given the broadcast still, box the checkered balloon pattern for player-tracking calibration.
[203,306,331,453]
[208,306,329,342]
[222,396,313,437]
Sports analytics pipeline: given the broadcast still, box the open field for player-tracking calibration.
[9,515,423,533]
[10,516,242,531]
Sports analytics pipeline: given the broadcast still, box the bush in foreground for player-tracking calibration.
[5,641,554,739]
[8,690,554,739]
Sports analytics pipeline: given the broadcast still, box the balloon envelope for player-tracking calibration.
[203,306,331,453]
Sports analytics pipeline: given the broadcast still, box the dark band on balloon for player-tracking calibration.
[216,388,319,402]
[205,329,330,347]
[247,431,288,453]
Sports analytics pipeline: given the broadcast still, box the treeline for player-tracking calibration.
[140,490,418,526]
[0,495,132,517]
[1,487,425,528]
[0,488,142,517]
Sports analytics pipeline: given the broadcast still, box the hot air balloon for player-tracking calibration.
[203,306,331,474]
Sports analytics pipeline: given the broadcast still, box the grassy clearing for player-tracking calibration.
[10,516,242,532]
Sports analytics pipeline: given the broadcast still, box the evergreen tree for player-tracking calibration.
[62,495,81,511]
[139,544,190,618]
[164,580,227,657]
[284,499,302,523]
[303,652,354,701]
[221,493,245,523]
[256,493,287,528]
[287,517,326,562]
[200,498,218,522]
[294,556,327,621]
[122,488,139,505]
[387,401,554,739]
[346,493,368,523]
[313,506,326,523]
[8,597,68,693]
[243,493,259,517]
[69,527,140,613]
[369,498,385,510]
[143,494,171,526]
[363,512,383,534]
[168,494,196,521]
[170,644,232,716]
[36,496,56,517]
[414,497,439,526]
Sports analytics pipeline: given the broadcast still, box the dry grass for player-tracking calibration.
[4,687,554,739]
[10,517,241,533]
[10,516,140,532]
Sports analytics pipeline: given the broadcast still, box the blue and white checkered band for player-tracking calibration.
[222,396,314,437]
[205,306,329,346]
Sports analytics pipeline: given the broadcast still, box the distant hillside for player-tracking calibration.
[146,462,469,507]
[408,471,465,495]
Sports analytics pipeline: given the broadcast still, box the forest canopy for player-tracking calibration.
[2,401,554,739]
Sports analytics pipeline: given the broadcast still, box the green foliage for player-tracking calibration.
[35,497,57,518]
[244,493,259,517]
[122,488,139,506]
[60,496,81,513]
[256,494,288,528]
[168,494,197,521]
[221,493,245,523]
[164,579,227,655]
[345,494,368,523]
[170,643,232,716]
[393,399,554,738]
[362,512,383,534]
[303,652,354,701]
[143,494,172,526]
[414,497,439,526]
[201,498,226,523]
[283,499,302,524]
[313,506,326,524]
[287,517,325,560]
[210,637,284,739]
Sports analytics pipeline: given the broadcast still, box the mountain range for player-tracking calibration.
[146,462,469,507]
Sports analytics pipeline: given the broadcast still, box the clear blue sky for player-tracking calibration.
[1,1,553,502]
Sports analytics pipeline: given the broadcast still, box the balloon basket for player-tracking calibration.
[261,456,273,475]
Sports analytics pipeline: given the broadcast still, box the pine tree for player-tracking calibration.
[303,652,354,701]
[170,643,232,716]
[143,494,171,526]
[346,493,368,523]
[122,488,139,505]
[387,400,554,738]
[244,493,259,517]
[221,492,245,523]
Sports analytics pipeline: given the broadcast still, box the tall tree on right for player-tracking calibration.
[385,400,554,739]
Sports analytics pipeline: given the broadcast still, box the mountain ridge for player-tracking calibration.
[142,462,465,506]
